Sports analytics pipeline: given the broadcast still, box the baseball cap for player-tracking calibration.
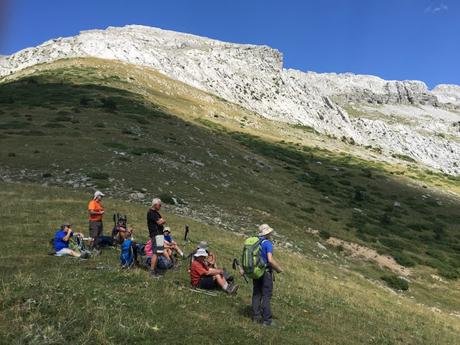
[94,191,105,199]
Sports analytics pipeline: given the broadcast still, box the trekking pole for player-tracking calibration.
[232,258,248,283]
[183,225,190,246]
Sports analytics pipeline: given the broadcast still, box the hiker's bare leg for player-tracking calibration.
[69,250,81,258]
[150,253,158,270]
[214,274,228,289]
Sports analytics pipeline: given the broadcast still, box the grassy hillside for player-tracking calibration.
[0,60,459,273]
[0,182,459,345]
[0,58,460,341]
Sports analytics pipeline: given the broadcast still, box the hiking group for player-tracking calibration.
[52,191,283,326]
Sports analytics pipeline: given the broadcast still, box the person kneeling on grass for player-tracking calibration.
[190,248,239,294]
[54,223,89,259]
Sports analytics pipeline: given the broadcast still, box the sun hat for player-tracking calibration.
[93,191,105,199]
[194,248,208,257]
[163,226,171,233]
[197,241,208,250]
[258,224,274,236]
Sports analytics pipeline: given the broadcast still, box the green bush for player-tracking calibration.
[117,156,131,162]
[438,267,460,280]
[42,122,66,128]
[286,201,298,207]
[126,114,149,125]
[353,189,366,201]
[130,147,164,156]
[121,128,134,135]
[300,207,315,214]
[380,212,392,225]
[103,142,128,150]
[88,172,109,180]
[319,230,331,240]
[158,193,175,205]
[381,274,409,291]
[392,252,417,267]
[52,115,72,122]
[100,97,117,111]
[0,121,30,130]
[80,96,91,106]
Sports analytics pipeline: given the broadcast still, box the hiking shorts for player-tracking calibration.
[89,221,103,238]
[150,235,164,254]
[199,276,218,290]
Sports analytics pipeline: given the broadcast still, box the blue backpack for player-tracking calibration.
[120,239,134,268]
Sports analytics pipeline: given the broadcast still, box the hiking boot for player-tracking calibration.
[226,283,239,295]
[150,269,162,279]
[91,248,102,257]
[80,251,90,259]
[262,321,276,327]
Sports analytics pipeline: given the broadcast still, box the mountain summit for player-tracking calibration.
[1,25,459,174]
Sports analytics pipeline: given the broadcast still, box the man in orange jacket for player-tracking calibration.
[88,191,105,250]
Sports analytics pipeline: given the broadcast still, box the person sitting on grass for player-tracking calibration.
[118,225,144,266]
[190,248,238,294]
[53,223,89,258]
[189,241,217,270]
[163,226,184,258]
[145,238,173,270]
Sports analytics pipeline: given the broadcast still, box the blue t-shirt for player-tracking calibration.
[164,234,173,243]
[54,230,72,251]
[259,237,273,265]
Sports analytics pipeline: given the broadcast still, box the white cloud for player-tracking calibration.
[425,2,448,14]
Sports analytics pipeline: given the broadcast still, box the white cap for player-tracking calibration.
[194,248,208,257]
[258,224,274,236]
[94,191,105,199]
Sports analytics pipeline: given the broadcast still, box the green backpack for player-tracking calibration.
[241,237,267,279]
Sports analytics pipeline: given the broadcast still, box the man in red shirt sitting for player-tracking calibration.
[190,248,239,294]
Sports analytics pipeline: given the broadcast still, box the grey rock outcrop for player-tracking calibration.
[1,25,459,174]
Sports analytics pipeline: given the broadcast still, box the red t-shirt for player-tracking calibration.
[190,260,209,286]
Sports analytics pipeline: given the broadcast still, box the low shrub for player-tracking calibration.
[381,274,409,291]
[286,201,298,208]
[117,156,131,162]
[158,193,175,205]
[319,230,331,240]
[407,223,429,232]
[88,172,109,180]
[130,147,164,156]
[43,123,66,128]
[0,121,30,130]
[125,114,150,125]
[103,142,128,150]
[392,252,417,267]
[80,96,91,106]
[100,97,117,111]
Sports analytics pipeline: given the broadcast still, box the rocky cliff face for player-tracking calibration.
[1,25,459,174]
[432,84,460,107]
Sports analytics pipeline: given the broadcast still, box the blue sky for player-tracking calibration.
[0,0,459,88]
